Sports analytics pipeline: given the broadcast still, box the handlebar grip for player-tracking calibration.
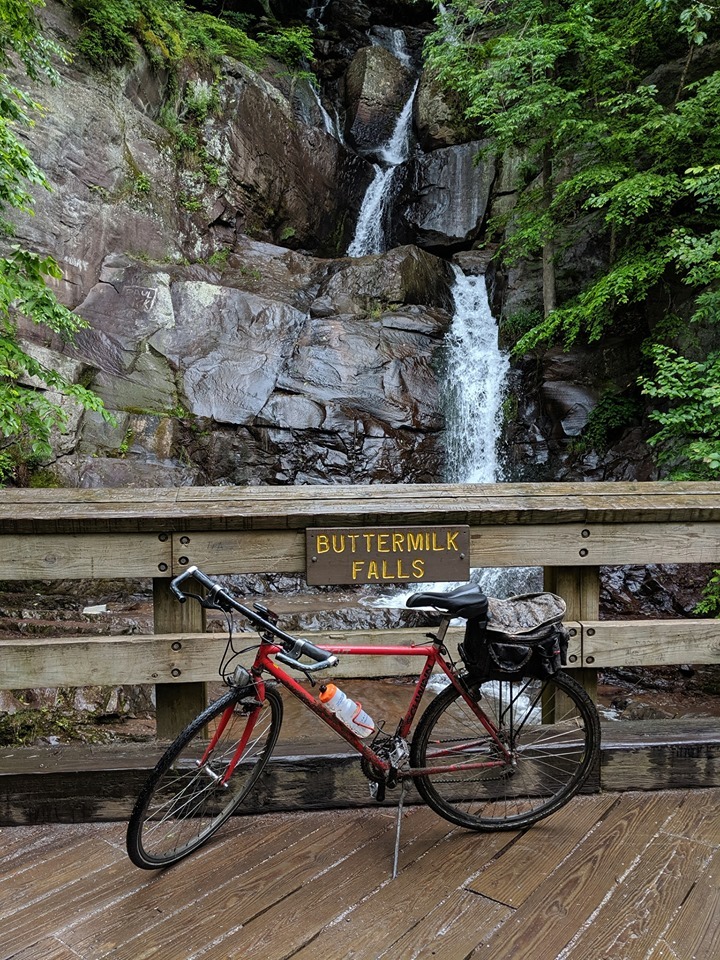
[299,638,335,663]
[170,565,216,601]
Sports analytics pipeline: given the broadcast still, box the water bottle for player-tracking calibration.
[319,683,375,738]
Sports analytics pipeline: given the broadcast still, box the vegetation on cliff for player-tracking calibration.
[425,0,720,482]
[0,0,109,482]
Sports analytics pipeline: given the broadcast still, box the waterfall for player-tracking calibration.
[443,270,509,484]
[372,271,540,605]
[307,1,331,28]
[442,271,541,596]
[347,80,418,257]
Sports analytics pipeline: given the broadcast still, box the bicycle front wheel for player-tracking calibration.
[127,684,283,868]
[411,671,600,831]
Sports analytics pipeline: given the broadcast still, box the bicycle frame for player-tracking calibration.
[212,617,514,787]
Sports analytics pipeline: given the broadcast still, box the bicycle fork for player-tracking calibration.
[197,682,266,788]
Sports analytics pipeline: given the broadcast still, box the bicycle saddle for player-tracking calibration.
[406,582,489,619]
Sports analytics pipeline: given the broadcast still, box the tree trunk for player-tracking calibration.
[541,145,556,317]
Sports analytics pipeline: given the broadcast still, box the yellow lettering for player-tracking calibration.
[396,559,410,580]
[331,534,345,554]
[348,534,359,553]
[316,534,330,554]
[392,532,405,552]
[408,532,424,551]
[367,560,379,580]
[432,532,444,551]
[363,533,375,550]
[446,531,459,552]
[351,560,365,580]
[377,533,389,553]
[412,559,425,578]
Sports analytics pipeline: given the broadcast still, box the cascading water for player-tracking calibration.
[443,269,509,484]
[347,69,417,256]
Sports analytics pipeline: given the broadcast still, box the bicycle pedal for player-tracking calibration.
[239,698,262,710]
[369,780,386,802]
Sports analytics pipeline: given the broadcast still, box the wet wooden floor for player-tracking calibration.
[1,789,718,960]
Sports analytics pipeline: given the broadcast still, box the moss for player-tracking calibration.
[0,706,114,746]
[28,469,63,489]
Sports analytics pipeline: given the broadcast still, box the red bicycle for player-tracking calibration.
[126,566,600,870]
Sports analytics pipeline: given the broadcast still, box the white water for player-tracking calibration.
[443,270,509,484]
[347,79,418,257]
[371,27,413,68]
[372,272,540,605]
[307,0,331,28]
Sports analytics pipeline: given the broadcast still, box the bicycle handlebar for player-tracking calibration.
[169,566,339,673]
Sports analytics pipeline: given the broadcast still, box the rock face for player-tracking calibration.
[401,141,496,250]
[12,0,660,489]
[344,45,415,153]
[46,242,454,486]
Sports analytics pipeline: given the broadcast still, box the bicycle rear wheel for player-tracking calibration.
[411,671,600,831]
[127,684,283,868]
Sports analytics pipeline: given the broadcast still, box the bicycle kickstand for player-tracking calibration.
[391,779,409,880]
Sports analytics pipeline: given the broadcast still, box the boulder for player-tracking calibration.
[402,142,496,249]
[414,70,470,150]
[344,45,415,154]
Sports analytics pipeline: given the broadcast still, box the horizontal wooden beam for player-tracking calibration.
[2,718,718,825]
[3,521,718,582]
[5,618,720,687]
[0,533,172,580]
[580,619,720,667]
[0,626,587,687]
[1,482,720,535]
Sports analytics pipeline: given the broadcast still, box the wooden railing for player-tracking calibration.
[1,481,720,821]
[2,481,720,728]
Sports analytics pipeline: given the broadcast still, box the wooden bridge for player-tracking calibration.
[1,482,720,958]
[2,789,718,959]
[1,481,720,822]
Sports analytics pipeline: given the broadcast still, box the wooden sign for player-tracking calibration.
[306,525,470,585]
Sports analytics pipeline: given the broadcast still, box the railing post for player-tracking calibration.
[544,565,600,700]
[153,578,207,739]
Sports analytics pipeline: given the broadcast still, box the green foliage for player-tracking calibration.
[69,1,315,74]
[425,0,720,351]
[571,392,642,455]
[0,0,111,483]
[639,345,720,477]
[258,25,314,69]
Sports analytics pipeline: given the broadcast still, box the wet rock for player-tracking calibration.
[403,141,496,249]
[414,70,470,150]
[344,44,415,153]
[43,243,453,486]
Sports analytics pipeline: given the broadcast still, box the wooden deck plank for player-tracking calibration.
[289,822,518,960]
[0,792,716,960]
[379,889,511,960]
[69,815,376,960]
[560,832,712,958]
[651,848,720,960]
[465,793,618,907]
[218,807,449,960]
[470,793,678,960]
[179,807,447,960]
[660,787,720,847]
[89,808,416,960]
[6,938,83,960]
[64,811,333,958]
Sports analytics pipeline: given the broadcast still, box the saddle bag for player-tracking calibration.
[458,592,569,679]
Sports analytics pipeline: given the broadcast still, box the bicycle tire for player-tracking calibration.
[127,684,283,868]
[410,671,600,831]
